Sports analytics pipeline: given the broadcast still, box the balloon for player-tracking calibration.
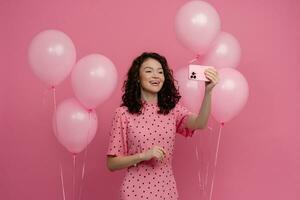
[203,32,241,69]
[211,68,249,123]
[28,30,76,86]
[53,98,98,154]
[174,67,205,113]
[175,1,221,54]
[71,54,118,109]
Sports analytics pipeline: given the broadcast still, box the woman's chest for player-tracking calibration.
[127,111,176,148]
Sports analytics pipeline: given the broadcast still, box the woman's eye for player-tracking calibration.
[159,71,163,74]
[145,71,151,73]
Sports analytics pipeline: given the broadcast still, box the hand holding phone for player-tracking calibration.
[188,64,214,82]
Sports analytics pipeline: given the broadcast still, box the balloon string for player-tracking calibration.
[197,171,202,191]
[52,86,59,138]
[204,163,209,196]
[203,120,214,196]
[195,145,199,161]
[197,150,206,192]
[86,111,92,149]
[195,144,202,192]
[73,154,77,200]
[53,86,66,200]
[79,110,92,200]
[209,122,224,200]
[207,126,213,131]
[188,54,201,64]
[60,162,66,200]
[196,120,214,197]
[52,86,57,112]
[79,148,88,200]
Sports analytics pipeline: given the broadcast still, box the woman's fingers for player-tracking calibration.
[204,68,219,83]
[158,147,166,156]
[146,146,166,161]
[205,69,217,78]
[153,152,163,160]
[154,149,164,160]
[153,146,166,160]
[207,74,218,83]
[142,146,164,161]
[205,68,218,74]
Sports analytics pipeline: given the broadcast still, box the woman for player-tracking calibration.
[107,52,218,200]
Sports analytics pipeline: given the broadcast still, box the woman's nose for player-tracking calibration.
[152,71,159,77]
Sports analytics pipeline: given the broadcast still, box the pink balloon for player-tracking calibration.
[53,98,98,154]
[175,1,221,54]
[212,68,249,123]
[174,67,205,113]
[203,32,241,69]
[28,30,76,86]
[71,54,118,109]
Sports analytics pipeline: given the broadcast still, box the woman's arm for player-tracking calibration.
[186,68,218,130]
[107,153,144,171]
[107,146,166,171]
[186,92,212,130]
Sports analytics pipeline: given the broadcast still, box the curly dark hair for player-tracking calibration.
[121,52,181,115]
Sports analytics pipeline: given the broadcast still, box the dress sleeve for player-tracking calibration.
[107,107,128,156]
[175,104,197,137]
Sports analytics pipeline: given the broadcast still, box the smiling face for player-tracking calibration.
[139,58,165,96]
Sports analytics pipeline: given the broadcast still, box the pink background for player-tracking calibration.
[1,0,300,199]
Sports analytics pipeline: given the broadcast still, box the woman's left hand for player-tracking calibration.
[204,68,219,94]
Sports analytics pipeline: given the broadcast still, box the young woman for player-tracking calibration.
[107,52,218,200]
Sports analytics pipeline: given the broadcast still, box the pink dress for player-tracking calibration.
[107,101,196,200]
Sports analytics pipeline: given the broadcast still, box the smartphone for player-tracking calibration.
[188,64,213,82]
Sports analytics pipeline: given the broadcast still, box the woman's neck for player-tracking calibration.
[141,90,158,103]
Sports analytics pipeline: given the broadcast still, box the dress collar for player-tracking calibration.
[141,99,157,106]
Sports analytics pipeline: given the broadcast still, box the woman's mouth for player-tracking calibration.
[149,80,160,86]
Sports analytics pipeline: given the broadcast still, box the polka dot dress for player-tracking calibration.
[107,101,196,200]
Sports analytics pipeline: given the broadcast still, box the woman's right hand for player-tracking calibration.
[140,146,166,161]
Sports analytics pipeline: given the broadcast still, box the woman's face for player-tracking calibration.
[139,58,165,95]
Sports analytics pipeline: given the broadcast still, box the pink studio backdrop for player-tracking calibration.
[1,0,300,199]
